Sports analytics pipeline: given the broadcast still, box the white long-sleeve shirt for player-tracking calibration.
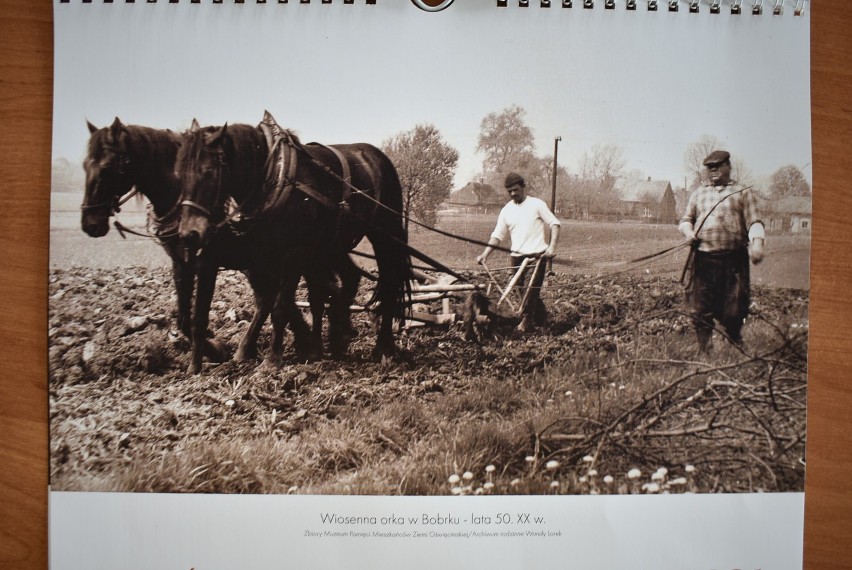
[490,196,560,256]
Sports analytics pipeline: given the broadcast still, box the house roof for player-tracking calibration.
[771,196,812,215]
[618,179,672,203]
[444,182,504,207]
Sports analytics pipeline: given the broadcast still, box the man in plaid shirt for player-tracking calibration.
[679,150,765,352]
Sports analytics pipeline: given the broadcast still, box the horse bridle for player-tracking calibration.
[80,153,135,215]
[179,146,232,227]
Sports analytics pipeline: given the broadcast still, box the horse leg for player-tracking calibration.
[369,239,405,360]
[266,273,309,366]
[328,255,360,358]
[172,258,195,342]
[235,270,275,362]
[304,266,329,361]
[188,262,218,374]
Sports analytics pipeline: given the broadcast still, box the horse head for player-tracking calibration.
[176,121,232,252]
[81,117,135,237]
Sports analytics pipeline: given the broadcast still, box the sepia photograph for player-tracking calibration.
[49,0,810,503]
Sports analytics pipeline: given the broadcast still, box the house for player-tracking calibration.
[764,196,812,233]
[618,178,677,223]
[440,181,505,214]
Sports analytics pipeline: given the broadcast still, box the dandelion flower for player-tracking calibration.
[582,455,595,463]
[546,460,560,470]
[483,481,495,490]
[485,465,496,473]
[463,471,474,481]
[525,455,536,463]
[627,468,641,480]
[603,475,614,485]
[588,469,598,477]
[448,474,461,484]
[685,464,696,474]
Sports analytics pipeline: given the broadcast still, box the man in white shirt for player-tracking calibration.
[476,172,561,331]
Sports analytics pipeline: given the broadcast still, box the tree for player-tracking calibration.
[575,144,626,216]
[382,124,459,230]
[476,105,536,175]
[768,164,811,198]
[683,134,724,190]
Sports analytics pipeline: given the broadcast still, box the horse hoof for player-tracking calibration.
[187,362,202,375]
[234,346,257,362]
[263,354,284,369]
[204,339,230,363]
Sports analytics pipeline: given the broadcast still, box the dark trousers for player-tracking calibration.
[686,248,750,348]
[510,255,548,324]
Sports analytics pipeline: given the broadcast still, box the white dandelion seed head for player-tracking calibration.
[579,475,588,484]
[651,472,664,482]
[510,478,521,486]
[656,467,668,477]
[603,475,614,484]
[463,471,474,480]
[685,464,696,474]
[670,477,687,486]
[485,464,496,473]
[225,399,235,407]
[451,487,462,495]
[448,474,461,484]
[588,469,598,477]
[525,456,536,463]
[550,481,560,488]
[642,482,660,493]
[627,468,642,480]
[474,487,484,495]
[582,455,595,463]
[546,460,560,470]
[565,390,573,396]
[483,481,495,490]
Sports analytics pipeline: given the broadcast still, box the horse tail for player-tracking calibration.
[367,150,412,323]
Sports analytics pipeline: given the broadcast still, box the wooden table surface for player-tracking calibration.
[1,2,849,568]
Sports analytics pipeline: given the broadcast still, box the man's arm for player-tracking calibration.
[544,224,559,258]
[477,237,501,265]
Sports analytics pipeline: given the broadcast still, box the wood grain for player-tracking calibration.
[0,2,848,568]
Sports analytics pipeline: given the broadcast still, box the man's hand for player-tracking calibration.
[750,238,764,264]
[543,246,556,258]
[476,253,488,265]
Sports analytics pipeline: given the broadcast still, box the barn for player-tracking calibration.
[618,178,678,223]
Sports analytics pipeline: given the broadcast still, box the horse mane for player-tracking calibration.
[87,123,180,168]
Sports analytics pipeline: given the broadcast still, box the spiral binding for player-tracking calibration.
[58,0,805,13]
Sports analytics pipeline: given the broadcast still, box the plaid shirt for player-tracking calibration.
[681,182,762,252]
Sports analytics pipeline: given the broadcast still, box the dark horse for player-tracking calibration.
[81,118,359,373]
[176,114,411,363]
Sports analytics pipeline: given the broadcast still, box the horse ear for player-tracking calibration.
[109,117,125,141]
[86,120,98,134]
[190,118,201,133]
[205,123,228,147]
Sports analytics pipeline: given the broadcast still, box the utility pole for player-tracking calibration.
[551,136,562,214]
[549,136,561,274]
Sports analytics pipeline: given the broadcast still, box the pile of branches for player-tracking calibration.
[534,316,808,493]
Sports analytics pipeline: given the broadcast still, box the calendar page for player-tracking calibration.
[49,1,810,568]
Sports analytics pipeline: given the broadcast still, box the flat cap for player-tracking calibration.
[504,172,525,187]
[703,150,731,166]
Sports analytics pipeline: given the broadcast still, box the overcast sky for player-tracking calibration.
[53,0,811,190]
